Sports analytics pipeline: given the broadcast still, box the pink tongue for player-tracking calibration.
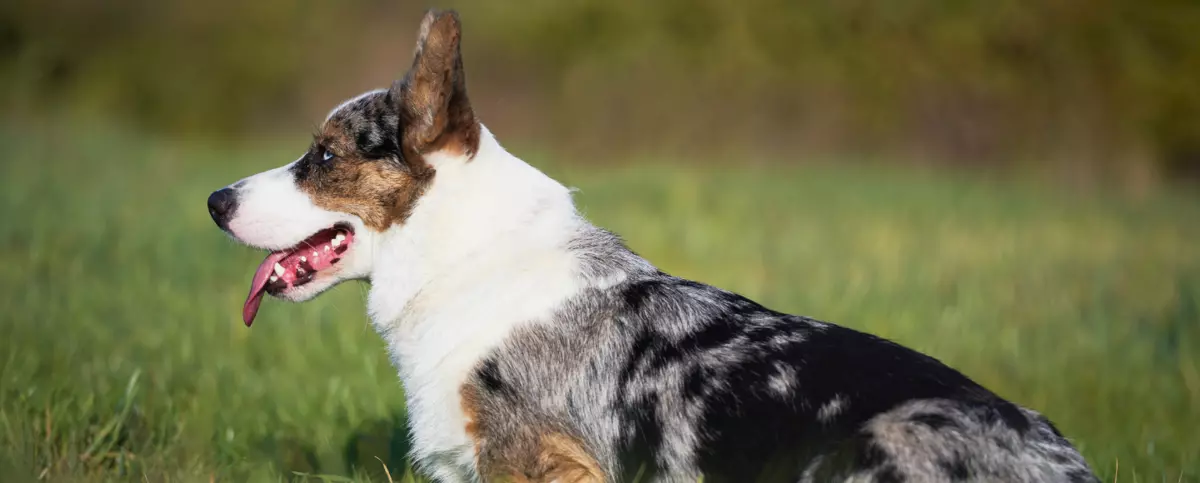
[243,252,289,327]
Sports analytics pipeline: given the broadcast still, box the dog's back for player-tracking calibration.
[458,227,1097,483]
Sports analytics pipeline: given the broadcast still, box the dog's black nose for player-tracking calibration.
[207,188,238,229]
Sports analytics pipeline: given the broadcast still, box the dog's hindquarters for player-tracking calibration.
[798,400,1098,483]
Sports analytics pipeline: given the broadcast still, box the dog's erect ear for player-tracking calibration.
[392,9,479,157]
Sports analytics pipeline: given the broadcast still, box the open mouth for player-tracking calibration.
[242,224,355,326]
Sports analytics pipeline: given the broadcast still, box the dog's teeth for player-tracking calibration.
[300,256,307,263]
[297,267,306,275]
[269,275,278,283]
[324,246,331,252]
[273,263,285,276]
[334,233,346,242]
[331,238,341,247]
[312,251,318,257]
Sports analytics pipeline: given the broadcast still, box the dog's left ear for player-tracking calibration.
[392,9,479,157]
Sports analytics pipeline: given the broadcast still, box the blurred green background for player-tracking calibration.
[1,1,1198,481]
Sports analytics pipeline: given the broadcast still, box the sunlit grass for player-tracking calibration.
[1,124,1197,481]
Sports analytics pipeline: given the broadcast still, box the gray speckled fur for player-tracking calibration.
[464,226,1098,482]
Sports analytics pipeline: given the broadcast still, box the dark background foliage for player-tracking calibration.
[4,0,1200,183]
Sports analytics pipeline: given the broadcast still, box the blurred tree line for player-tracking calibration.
[2,0,1199,182]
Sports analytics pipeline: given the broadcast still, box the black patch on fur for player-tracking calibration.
[876,465,905,483]
[939,457,971,479]
[477,357,505,393]
[682,366,715,401]
[355,130,376,154]
[910,413,959,430]
[289,149,319,180]
[618,392,666,481]
[998,403,1032,433]
[856,439,891,467]
[358,112,402,160]
[977,401,1032,434]
[620,280,658,311]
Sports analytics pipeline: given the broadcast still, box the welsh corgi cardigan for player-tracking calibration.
[207,9,1098,483]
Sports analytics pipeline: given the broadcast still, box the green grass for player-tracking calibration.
[1,122,1198,482]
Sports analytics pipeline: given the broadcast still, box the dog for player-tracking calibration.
[206,9,1099,483]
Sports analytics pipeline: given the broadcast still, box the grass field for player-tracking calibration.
[1,122,1198,482]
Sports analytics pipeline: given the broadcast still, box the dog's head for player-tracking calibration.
[207,9,479,326]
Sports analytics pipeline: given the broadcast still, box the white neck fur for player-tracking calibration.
[363,125,589,478]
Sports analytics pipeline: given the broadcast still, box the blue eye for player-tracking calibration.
[322,150,335,162]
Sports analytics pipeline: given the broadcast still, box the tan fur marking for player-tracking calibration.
[460,383,605,483]
[482,433,605,483]
[297,122,433,232]
[460,382,485,457]
[532,433,606,483]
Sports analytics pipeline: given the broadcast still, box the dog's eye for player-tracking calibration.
[322,150,335,162]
